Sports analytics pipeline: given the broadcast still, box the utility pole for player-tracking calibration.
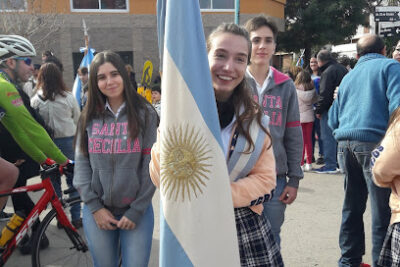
[235,0,240,24]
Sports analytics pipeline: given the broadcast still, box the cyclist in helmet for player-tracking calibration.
[0,35,68,165]
[0,35,69,214]
[0,35,74,253]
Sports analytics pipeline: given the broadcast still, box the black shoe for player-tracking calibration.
[316,157,325,165]
[39,233,49,249]
[18,234,31,255]
[72,218,83,229]
[18,233,49,255]
[0,211,13,222]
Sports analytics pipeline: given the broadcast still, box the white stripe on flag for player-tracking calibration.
[160,49,240,266]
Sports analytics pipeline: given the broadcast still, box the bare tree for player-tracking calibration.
[0,0,64,51]
[365,0,386,13]
[366,0,400,13]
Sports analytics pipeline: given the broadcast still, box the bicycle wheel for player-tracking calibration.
[31,201,92,267]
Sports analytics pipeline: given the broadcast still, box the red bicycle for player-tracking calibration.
[0,163,91,267]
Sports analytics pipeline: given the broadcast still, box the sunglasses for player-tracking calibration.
[15,57,32,66]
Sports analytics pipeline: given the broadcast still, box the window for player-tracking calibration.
[71,0,128,12]
[200,0,234,10]
[0,0,25,11]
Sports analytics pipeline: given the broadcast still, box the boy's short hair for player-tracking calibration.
[78,66,88,75]
[151,84,161,94]
[244,15,278,41]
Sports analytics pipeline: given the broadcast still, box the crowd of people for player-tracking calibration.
[1,12,400,267]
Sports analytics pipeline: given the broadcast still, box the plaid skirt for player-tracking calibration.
[235,207,284,267]
[378,223,400,267]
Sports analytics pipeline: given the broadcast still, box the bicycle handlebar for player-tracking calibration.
[40,159,74,178]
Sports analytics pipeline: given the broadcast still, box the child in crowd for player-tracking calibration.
[74,51,158,267]
[151,84,161,117]
[149,23,283,266]
[294,70,318,172]
[371,107,400,266]
[77,66,89,109]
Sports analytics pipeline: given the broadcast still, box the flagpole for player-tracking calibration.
[235,0,240,24]
[296,49,305,67]
[73,19,94,108]
[82,19,89,56]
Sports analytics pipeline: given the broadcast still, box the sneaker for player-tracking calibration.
[72,218,83,229]
[316,157,325,165]
[304,163,313,172]
[0,211,13,222]
[313,166,339,174]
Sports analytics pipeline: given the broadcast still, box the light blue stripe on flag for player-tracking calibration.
[159,204,193,267]
[72,47,94,107]
[164,0,223,148]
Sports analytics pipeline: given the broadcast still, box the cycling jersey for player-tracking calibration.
[0,72,67,164]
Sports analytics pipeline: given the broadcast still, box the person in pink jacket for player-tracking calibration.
[372,106,400,266]
[294,70,318,172]
[149,23,283,266]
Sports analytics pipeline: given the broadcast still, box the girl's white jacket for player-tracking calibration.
[296,85,318,123]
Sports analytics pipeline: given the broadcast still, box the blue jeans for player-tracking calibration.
[54,136,81,221]
[262,176,287,246]
[320,112,337,169]
[83,205,154,267]
[312,116,324,156]
[337,141,391,267]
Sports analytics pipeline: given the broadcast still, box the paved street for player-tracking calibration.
[4,169,372,267]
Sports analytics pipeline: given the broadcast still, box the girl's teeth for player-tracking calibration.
[219,76,232,81]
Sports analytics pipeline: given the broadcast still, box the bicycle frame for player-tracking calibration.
[0,165,77,266]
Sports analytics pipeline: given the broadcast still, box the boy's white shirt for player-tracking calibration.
[246,67,272,96]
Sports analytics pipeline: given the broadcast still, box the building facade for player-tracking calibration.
[0,0,286,87]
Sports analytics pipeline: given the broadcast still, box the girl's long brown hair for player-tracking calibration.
[77,51,153,156]
[294,70,314,91]
[36,62,68,101]
[207,23,272,152]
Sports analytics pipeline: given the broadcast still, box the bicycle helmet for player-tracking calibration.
[0,35,36,63]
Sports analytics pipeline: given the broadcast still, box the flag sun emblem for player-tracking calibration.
[161,124,212,202]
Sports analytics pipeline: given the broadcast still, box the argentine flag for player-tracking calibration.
[157,0,240,266]
[72,47,95,107]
